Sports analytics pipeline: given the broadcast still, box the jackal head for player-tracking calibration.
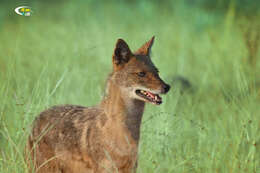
[110,36,170,105]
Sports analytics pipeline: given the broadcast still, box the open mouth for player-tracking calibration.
[135,89,162,105]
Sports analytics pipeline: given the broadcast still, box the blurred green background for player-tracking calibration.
[0,0,259,172]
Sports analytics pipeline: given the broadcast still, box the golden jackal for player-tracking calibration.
[27,37,170,173]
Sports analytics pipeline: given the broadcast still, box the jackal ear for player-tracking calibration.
[113,39,132,67]
[135,36,155,56]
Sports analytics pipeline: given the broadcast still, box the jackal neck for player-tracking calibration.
[101,80,145,141]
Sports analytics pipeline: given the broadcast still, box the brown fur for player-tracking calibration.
[26,37,170,173]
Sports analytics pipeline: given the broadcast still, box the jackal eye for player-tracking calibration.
[137,72,146,77]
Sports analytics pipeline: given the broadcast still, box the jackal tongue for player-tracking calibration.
[146,91,156,98]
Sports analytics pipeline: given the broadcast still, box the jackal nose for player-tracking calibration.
[163,84,170,93]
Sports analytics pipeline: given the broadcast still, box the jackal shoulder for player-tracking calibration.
[30,104,107,150]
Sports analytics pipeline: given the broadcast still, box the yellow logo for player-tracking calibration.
[15,6,32,16]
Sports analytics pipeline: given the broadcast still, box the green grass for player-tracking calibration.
[0,1,259,172]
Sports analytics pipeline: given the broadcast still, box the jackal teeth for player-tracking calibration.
[136,89,162,105]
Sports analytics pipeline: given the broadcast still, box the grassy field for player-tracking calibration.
[0,1,259,172]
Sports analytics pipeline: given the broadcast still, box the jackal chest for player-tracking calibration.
[103,124,138,154]
[101,135,138,171]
